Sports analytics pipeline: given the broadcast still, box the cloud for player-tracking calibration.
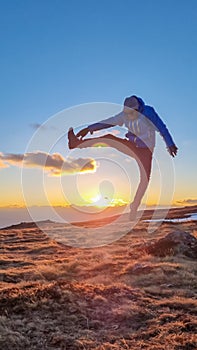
[29,123,43,130]
[0,152,97,176]
[0,157,9,168]
[0,153,24,164]
[176,198,197,205]
[29,123,57,131]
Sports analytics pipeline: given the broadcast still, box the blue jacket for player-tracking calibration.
[88,97,175,149]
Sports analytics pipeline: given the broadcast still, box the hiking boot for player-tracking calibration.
[68,128,81,149]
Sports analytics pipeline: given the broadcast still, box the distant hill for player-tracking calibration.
[1,205,197,230]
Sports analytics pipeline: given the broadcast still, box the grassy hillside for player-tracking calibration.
[0,214,197,349]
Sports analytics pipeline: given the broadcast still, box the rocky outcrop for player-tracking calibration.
[146,231,197,259]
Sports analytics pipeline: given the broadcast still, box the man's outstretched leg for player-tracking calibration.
[68,127,137,157]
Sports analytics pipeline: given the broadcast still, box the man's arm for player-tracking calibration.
[145,106,178,157]
[76,112,124,138]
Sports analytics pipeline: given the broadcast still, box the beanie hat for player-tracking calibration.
[124,95,139,109]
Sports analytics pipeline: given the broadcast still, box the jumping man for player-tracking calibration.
[68,95,178,220]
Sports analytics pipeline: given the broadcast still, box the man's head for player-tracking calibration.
[123,95,139,118]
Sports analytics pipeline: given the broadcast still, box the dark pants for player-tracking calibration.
[76,134,153,209]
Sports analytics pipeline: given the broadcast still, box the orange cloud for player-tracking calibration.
[176,198,197,205]
[0,152,97,176]
[0,155,9,168]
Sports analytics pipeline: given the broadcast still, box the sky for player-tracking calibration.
[0,0,197,225]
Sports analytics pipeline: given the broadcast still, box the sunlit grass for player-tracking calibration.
[0,216,197,349]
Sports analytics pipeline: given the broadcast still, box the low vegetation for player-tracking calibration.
[0,215,197,349]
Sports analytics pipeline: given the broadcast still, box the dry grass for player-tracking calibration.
[0,213,197,349]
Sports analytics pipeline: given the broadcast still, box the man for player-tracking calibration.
[68,95,178,220]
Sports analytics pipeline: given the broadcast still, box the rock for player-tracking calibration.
[146,231,197,258]
[131,263,153,275]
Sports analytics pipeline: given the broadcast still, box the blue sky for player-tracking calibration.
[0,0,197,210]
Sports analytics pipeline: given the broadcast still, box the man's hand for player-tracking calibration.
[76,127,90,139]
[168,145,178,157]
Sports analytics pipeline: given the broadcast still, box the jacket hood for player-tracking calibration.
[132,95,145,113]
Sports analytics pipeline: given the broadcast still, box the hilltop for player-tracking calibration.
[0,207,197,349]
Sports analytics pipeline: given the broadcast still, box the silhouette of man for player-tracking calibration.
[68,95,178,220]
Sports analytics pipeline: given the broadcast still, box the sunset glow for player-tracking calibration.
[0,1,197,229]
[90,194,110,207]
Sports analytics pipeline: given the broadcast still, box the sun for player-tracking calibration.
[90,194,110,208]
